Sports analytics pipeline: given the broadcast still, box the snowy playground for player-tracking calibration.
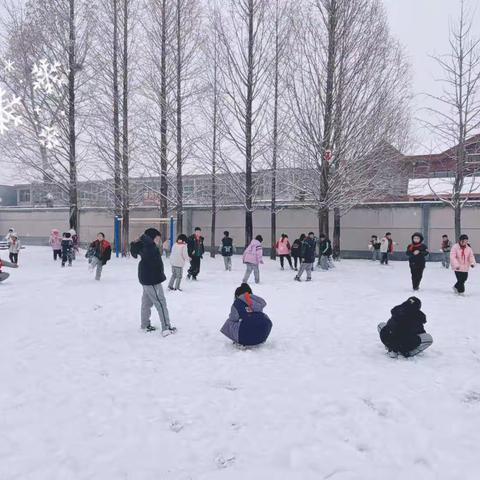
[1,247,480,480]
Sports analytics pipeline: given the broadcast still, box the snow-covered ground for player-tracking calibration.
[1,247,479,480]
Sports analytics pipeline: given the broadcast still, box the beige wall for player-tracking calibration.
[1,203,479,252]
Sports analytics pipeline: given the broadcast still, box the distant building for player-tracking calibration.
[0,184,17,206]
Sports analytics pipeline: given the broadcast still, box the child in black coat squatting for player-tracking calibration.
[377,297,433,358]
[406,232,429,291]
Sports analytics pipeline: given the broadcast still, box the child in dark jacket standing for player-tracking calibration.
[221,231,234,271]
[377,297,433,358]
[220,283,272,347]
[441,234,451,269]
[130,228,176,335]
[295,233,315,281]
[406,232,429,291]
[61,232,74,267]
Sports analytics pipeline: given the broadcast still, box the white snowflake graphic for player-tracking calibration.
[4,60,15,74]
[32,59,65,94]
[39,126,60,150]
[0,87,22,135]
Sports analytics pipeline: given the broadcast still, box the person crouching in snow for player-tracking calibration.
[377,297,433,358]
[87,232,112,280]
[220,283,272,347]
[242,235,264,284]
[49,229,62,261]
[61,232,74,267]
[406,232,429,291]
[450,234,476,295]
[168,234,188,291]
[0,257,18,283]
[130,228,176,335]
[8,233,21,264]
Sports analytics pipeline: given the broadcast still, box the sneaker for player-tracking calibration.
[453,287,459,294]
[187,274,191,280]
[281,267,284,271]
[168,286,175,291]
[162,327,177,337]
[142,325,157,332]
[294,276,301,282]
[388,351,398,359]
[176,288,183,292]
[306,278,312,282]
[192,276,197,281]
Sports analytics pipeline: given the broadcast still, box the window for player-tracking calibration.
[19,189,31,203]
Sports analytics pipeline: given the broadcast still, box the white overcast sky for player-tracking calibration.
[0,0,479,184]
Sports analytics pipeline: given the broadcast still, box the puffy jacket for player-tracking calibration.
[220,293,272,346]
[379,298,427,356]
[318,238,332,257]
[291,239,302,258]
[243,239,263,265]
[170,242,189,268]
[450,243,476,272]
[406,233,429,268]
[130,234,166,286]
[89,239,112,265]
[8,239,21,254]
[301,238,316,263]
[221,237,234,257]
[276,238,291,256]
[49,230,62,250]
[187,234,205,258]
[380,237,394,253]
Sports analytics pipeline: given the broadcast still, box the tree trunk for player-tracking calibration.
[270,0,279,261]
[210,31,218,258]
[333,207,340,259]
[68,0,78,232]
[160,0,168,240]
[176,0,183,235]
[319,207,329,237]
[121,0,129,255]
[244,0,254,246]
[454,203,461,239]
[113,0,121,218]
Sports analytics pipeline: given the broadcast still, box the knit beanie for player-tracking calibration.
[406,296,421,310]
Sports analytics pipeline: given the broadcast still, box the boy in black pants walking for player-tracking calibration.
[406,232,429,291]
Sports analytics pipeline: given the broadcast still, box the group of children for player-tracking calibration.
[49,229,79,267]
[370,232,476,295]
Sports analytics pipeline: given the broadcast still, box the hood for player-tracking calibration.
[250,239,261,247]
[411,232,424,243]
[391,296,423,317]
[51,229,60,235]
[237,293,265,312]
[140,233,156,246]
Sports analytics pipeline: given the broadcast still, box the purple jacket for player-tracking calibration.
[242,239,263,265]
[220,294,267,343]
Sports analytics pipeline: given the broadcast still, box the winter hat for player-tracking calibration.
[144,228,161,240]
[405,296,421,310]
[411,232,424,243]
[459,234,469,241]
[235,283,252,298]
[64,232,71,238]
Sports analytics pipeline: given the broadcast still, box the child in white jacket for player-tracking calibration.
[168,234,189,291]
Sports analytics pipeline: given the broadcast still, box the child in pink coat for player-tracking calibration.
[242,235,264,284]
[450,234,476,295]
[49,229,62,261]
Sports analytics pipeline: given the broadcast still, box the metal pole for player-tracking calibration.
[169,216,174,251]
[114,216,121,258]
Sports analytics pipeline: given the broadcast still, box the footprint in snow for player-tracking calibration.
[169,420,184,433]
[463,391,480,404]
[215,454,235,469]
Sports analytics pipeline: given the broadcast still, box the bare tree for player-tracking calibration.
[286,0,411,252]
[216,0,273,245]
[423,0,480,238]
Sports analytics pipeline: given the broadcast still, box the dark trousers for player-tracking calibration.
[410,265,425,290]
[188,256,201,278]
[9,252,18,264]
[53,249,62,261]
[292,256,300,269]
[279,254,293,269]
[380,252,389,265]
[454,271,468,293]
[62,251,73,266]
